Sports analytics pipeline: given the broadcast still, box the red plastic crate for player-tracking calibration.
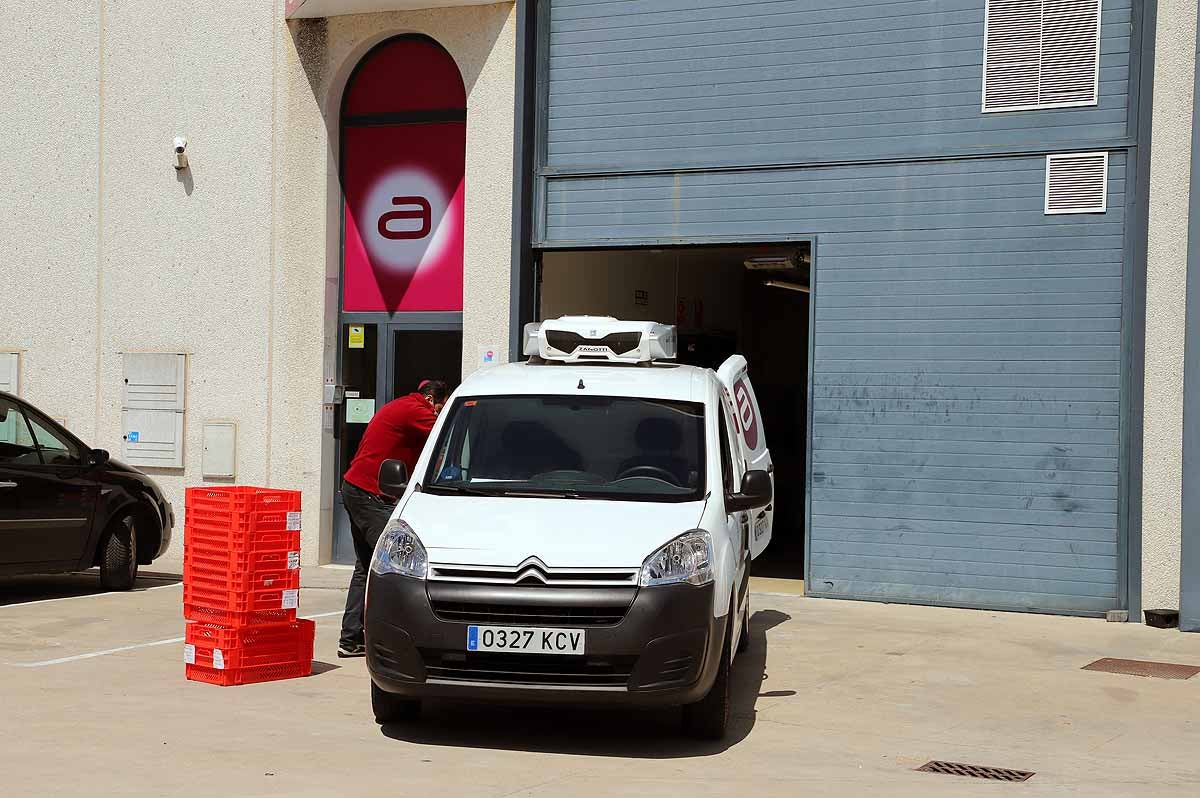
[185,486,301,514]
[184,544,300,577]
[184,524,301,554]
[183,581,299,626]
[184,558,300,594]
[187,659,312,687]
[186,506,296,533]
[185,620,314,686]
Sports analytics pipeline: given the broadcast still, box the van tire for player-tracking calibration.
[682,615,732,740]
[99,515,138,591]
[371,682,420,724]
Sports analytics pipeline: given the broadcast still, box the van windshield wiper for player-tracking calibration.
[500,489,585,499]
[425,483,498,497]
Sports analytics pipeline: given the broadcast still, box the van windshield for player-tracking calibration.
[424,395,706,502]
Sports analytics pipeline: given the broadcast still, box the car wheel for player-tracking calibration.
[99,515,138,591]
[736,593,751,656]
[682,612,732,740]
[371,682,420,724]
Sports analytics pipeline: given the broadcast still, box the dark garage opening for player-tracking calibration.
[537,244,811,581]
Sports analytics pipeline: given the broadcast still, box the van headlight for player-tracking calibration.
[639,530,713,587]
[370,519,429,579]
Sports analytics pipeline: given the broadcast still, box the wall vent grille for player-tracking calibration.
[1045,152,1108,214]
[984,0,1102,112]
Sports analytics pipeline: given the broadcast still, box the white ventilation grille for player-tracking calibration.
[1045,152,1108,214]
[983,0,1102,113]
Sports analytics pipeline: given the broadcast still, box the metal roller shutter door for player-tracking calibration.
[540,0,1130,614]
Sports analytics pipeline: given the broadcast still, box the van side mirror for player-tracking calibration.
[378,459,409,499]
[726,469,772,513]
[89,448,110,467]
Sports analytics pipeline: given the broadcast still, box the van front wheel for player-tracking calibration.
[682,617,732,740]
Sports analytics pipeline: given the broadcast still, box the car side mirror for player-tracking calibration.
[726,469,772,513]
[378,459,409,499]
[90,448,110,467]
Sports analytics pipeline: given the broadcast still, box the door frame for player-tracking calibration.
[332,313,463,564]
[341,312,464,406]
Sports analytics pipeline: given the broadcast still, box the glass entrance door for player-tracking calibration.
[332,320,462,564]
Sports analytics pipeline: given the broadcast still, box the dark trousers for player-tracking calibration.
[339,480,397,647]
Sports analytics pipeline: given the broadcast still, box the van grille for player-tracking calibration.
[428,560,639,588]
[421,649,636,687]
[426,579,637,628]
[430,601,627,627]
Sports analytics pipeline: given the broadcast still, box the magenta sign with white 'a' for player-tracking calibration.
[340,36,466,313]
[734,379,759,451]
[342,123,465,312]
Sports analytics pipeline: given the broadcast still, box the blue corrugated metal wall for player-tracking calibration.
[545,0,1131,170]
[537,0,1139,614]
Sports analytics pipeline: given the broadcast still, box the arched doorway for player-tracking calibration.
[334,35,466,563]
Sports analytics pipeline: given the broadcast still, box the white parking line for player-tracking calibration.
[13,636,186,667]
[6,609,345,667]
[0,581,182,610]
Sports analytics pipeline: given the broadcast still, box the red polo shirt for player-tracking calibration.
[343,393,437,496]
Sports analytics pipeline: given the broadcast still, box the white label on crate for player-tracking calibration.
[286,511,302,531]
[287,551,300,570]
[213,648,225,670]
[282,589,299,610]
[183,644,196,665]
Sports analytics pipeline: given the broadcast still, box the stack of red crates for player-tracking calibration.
[183,487,314,686]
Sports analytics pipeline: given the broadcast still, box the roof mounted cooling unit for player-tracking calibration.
[523,316,677,364]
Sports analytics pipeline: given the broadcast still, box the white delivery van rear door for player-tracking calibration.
[717,355,773,558]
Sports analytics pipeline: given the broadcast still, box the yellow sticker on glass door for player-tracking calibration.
[348,325,365,349]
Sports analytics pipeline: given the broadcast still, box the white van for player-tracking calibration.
[364,316,773,739]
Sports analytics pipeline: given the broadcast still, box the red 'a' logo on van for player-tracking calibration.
[734,379,758,451]
[377,196,432,240]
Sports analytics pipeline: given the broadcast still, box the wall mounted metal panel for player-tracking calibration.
[544,153,1126,614]
[545,0,1132,173]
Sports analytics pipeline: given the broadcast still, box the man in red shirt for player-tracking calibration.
[338,379,449,657]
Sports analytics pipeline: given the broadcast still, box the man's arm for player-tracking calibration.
[409,402,437,437]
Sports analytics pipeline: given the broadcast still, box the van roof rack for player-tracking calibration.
[523,316,677,364]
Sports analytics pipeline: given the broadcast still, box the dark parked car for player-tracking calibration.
[0,391,173,589]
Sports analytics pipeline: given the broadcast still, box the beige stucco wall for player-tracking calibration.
[0,5,100,434]
[99,0,280,560]
[277,2,516,563]
[0,1,514,568]
[315,3,517,376]
[0,0,281,563]
[1142,1,1197,611]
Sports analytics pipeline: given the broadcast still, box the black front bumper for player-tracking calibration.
[156,501,174,559]
[365,574,724,707]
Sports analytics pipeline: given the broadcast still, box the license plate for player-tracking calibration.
[467,625,585,655]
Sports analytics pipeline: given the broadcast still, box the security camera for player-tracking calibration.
[173,137,189,170]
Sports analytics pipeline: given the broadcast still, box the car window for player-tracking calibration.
[0,398,43,465]
[426,394,706,502]
[718,402,735,493]
[27,414,82,466]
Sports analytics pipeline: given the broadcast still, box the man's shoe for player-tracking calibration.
[338,642,366,658]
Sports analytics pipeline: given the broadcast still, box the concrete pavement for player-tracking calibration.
[0,567,1198,797]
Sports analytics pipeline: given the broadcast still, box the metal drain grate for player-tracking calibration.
[916,761,1035,782]
[1082,658,1200,680]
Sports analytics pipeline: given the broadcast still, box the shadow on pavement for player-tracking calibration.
[0,570,181,607]
[310,660,342,676]
[381,608,792,758]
